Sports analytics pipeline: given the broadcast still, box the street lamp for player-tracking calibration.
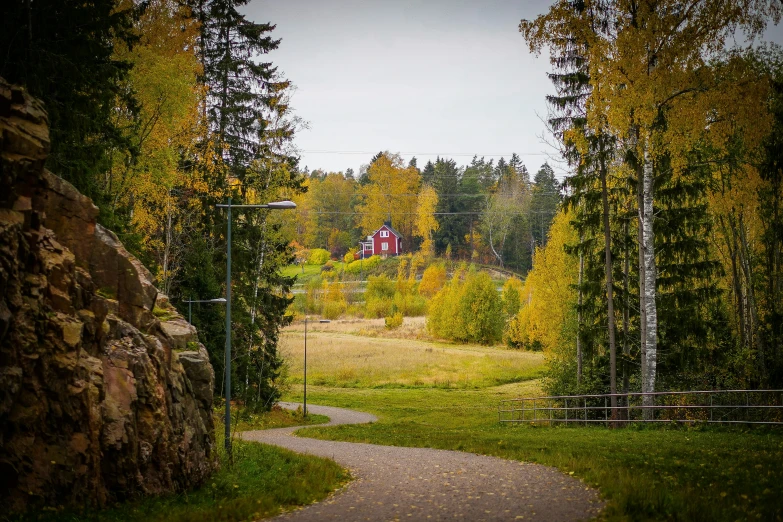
[216,198,296,453]
[182,297,226,324]
[303,317,330,417]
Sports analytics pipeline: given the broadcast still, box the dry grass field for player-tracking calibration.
[280,317,544,388]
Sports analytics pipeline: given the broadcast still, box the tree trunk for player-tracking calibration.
[736,214,766,380]
[577,232,584,387]
[636,156,647,403]
[600,148,618,419]
[622,217,630,417]
[641,146,658,418]
[162,192,173,296]
[720,215,747,348]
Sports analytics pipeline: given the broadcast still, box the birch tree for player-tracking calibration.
[523,0,781,408]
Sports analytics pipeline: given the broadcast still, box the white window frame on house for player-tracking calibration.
[381,242,389,251]
[380,230,389,238]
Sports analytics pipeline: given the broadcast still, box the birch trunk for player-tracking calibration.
[641,147,657,417]
[636,157,647,399]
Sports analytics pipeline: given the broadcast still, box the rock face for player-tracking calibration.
[0,78,216,514]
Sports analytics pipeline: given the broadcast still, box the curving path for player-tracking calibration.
[241,403,603,521]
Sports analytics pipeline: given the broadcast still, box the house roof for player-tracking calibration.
[372,221,402,238]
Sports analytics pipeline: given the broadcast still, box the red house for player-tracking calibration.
[358,221,403,258]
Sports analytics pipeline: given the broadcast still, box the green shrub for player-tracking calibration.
[393,291,427,316]
[320,279,347,319]
[304,276,323,313]
[385,312,403,329]
[307,248,330,265]
[344,255,381,274]
[427,267,503,345]
[343,249,357,264]
[364,274,395,318]
[322,299,346,320]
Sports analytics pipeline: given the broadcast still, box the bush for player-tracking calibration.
[344,255,381,274]
[304,276,323,313]
[385,312,403,329]
[321,279,347,319]
[307,248,330,265]
[502,277,523,319]
[364,274,395,318]
[427,267,503,345]
[343,249,357,264]
[418,263,447,298]
[393,291,427,316]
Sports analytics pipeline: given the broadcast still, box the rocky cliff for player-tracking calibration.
[0,78,216,514]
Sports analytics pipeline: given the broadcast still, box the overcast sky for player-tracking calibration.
[244,1,783,180]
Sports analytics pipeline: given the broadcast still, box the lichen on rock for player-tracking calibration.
[0,77,217,514]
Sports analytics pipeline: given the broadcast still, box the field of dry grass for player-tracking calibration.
[280,318,544,389]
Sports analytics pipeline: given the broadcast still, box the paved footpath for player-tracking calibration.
[241,402,603,521]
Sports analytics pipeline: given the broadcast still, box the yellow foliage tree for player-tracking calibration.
[109,0,204,294]
[508,210,578,361]
[418,263,447,299]
[357,152,420,241]
[415,184,439,257]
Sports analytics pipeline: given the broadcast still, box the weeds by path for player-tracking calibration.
[14,414,347,522]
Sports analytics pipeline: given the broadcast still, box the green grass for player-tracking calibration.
[279,343,783,522]
[233,405,329,431]
[152,306,177,321]
[15,414,346,522]
[282,263,333,283]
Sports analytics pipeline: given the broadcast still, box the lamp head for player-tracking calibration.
[266,200,297,210]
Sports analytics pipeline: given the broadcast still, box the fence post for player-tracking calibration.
[604,396,608,427]
[584,398,587,427]
[709,394,713,423]
[565,398,569,424]
[533,400,537,423]
[550,398,553,426]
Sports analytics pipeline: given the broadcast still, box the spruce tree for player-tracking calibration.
[0,0,135,206]
[188,0,305,411]
[530,162,561,248]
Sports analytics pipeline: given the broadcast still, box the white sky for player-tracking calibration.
[244,1,783,180]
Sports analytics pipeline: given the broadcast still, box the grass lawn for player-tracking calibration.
[281,327,783,522]
[16,412,345,522]
[230,404,329,431]
[282,263,334,283]
[279,322,543,388]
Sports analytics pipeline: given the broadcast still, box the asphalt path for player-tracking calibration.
[241,402,603,521]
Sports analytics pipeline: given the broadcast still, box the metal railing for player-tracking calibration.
[499,390,783,426]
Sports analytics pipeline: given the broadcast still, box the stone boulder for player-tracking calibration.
[0,77,217,515]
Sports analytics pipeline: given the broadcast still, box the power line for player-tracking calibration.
[301,150,552,156]
[301,191,564,197]
[298,210,558,216]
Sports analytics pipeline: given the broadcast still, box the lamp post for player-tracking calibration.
[216,198,296,453]
[183,297,226,324]
[303,317,330,417]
